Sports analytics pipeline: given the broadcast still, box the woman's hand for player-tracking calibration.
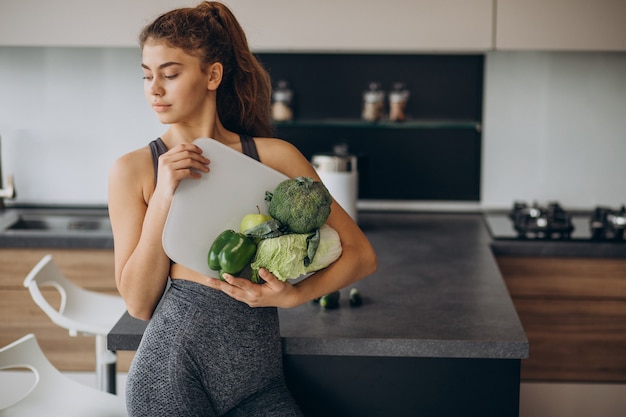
[205,268,299,308]
[156,143,210,196]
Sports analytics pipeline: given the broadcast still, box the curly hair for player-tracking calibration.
[139,1,273,137]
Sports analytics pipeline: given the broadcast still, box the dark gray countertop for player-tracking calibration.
[277,212,528,359]
[109,212,529,360]
[3,206,618,360]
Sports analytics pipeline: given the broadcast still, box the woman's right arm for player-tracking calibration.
[108,144,209,320]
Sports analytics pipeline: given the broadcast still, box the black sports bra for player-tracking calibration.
[148,134,260,183]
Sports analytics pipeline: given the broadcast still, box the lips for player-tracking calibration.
[152,102,171,112]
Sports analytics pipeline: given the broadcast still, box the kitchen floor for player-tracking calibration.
[2,371,626,416]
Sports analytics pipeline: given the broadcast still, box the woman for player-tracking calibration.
[108,2,377,416]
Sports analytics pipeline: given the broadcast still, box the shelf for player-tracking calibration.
[273,119,481,131]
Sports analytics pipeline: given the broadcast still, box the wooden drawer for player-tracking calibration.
[498,257,626,299]
[0,249,116,290]
[512,297,626,382]
[497,256,626,382]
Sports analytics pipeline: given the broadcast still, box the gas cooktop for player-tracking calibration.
[484,202,625,242]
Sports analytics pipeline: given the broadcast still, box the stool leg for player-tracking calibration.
[95,334,118,394]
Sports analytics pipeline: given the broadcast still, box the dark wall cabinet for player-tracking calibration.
[257,53,484,201]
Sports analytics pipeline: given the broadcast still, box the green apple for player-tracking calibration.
[240,206,272,233]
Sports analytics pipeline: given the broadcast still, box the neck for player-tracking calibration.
[163,118,239,147]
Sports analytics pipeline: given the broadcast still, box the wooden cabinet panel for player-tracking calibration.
[499,257,626,299]
[0,249,116,290]
[513,298,626,382]
[497,256,626,382]
[0,249,134,372]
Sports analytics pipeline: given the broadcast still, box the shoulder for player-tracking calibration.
[108,145,154,201]
[109,145,152,180]
[253,137,319,179]
[254,137,302,163]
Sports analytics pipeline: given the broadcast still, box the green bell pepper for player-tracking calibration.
[208,229,257,281]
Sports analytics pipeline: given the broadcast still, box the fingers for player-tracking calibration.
[206,274,261,306]
[158,144,210,184]
[167,144,210,172]
[205,269,288,308]
[257,268,281,287]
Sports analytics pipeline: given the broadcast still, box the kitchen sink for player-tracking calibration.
[0,209,111,235]
[7,214,111,232]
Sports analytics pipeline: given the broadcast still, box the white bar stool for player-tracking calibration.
[23,254,127,394]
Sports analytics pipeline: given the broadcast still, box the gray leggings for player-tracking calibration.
[126,279,303,417]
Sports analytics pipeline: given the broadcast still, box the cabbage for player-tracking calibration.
[251,224,342,281]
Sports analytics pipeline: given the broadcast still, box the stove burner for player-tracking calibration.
[509,201,574,240]
[590,205,626,241]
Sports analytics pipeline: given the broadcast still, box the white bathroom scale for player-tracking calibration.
[162,137,288,277]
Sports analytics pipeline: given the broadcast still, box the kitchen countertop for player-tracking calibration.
[2,206,621,358]
[109,212,529,360]
[1,205,624,257]
[279,212,528,358]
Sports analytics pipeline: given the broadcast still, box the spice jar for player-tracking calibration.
[361,81,385,122]
[271,80,294,122]
[388,82,410,122]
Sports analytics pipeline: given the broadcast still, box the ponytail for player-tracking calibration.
[139,1,273,137]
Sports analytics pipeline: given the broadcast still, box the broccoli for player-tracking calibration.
[267,176,332,233]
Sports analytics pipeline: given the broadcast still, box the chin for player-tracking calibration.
[155,115,176,125]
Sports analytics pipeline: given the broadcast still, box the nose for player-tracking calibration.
[148,79,164,97]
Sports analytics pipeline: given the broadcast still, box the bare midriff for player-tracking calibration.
[170,262,215,286]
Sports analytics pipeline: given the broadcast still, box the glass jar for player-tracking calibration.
[361,81,385,122]
[271,80,294,122]
[388,82,410,122]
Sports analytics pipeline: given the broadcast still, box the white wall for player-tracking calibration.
[0,47,163,205]
[481,51,626,209]
[1,47,625,208]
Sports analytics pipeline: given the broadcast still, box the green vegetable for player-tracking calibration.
[267,176,332,234]
[319,291,340,309]
[349,287,363,306]
[243,218,290,240]
[207,230,257,281]
[251,224,342,282]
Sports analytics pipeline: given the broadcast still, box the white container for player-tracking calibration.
[311,151,358,221]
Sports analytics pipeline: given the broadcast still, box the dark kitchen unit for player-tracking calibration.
[256,53,484,202]
[484,201,626,384]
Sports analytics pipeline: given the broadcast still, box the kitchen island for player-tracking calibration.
[108,212,528,417]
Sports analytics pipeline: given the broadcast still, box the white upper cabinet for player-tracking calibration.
[0,0,194,47]
[7,1,623,52]
[0,0,493,52]
[496,0,626,51]
[232,0,493,52]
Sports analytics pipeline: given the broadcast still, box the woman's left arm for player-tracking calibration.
[204,139,378,308]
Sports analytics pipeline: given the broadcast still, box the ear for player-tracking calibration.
[207,62,223,91]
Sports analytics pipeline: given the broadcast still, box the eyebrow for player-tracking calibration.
[141,61,183,70]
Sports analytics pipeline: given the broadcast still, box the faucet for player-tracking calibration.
[0,135,16,211]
